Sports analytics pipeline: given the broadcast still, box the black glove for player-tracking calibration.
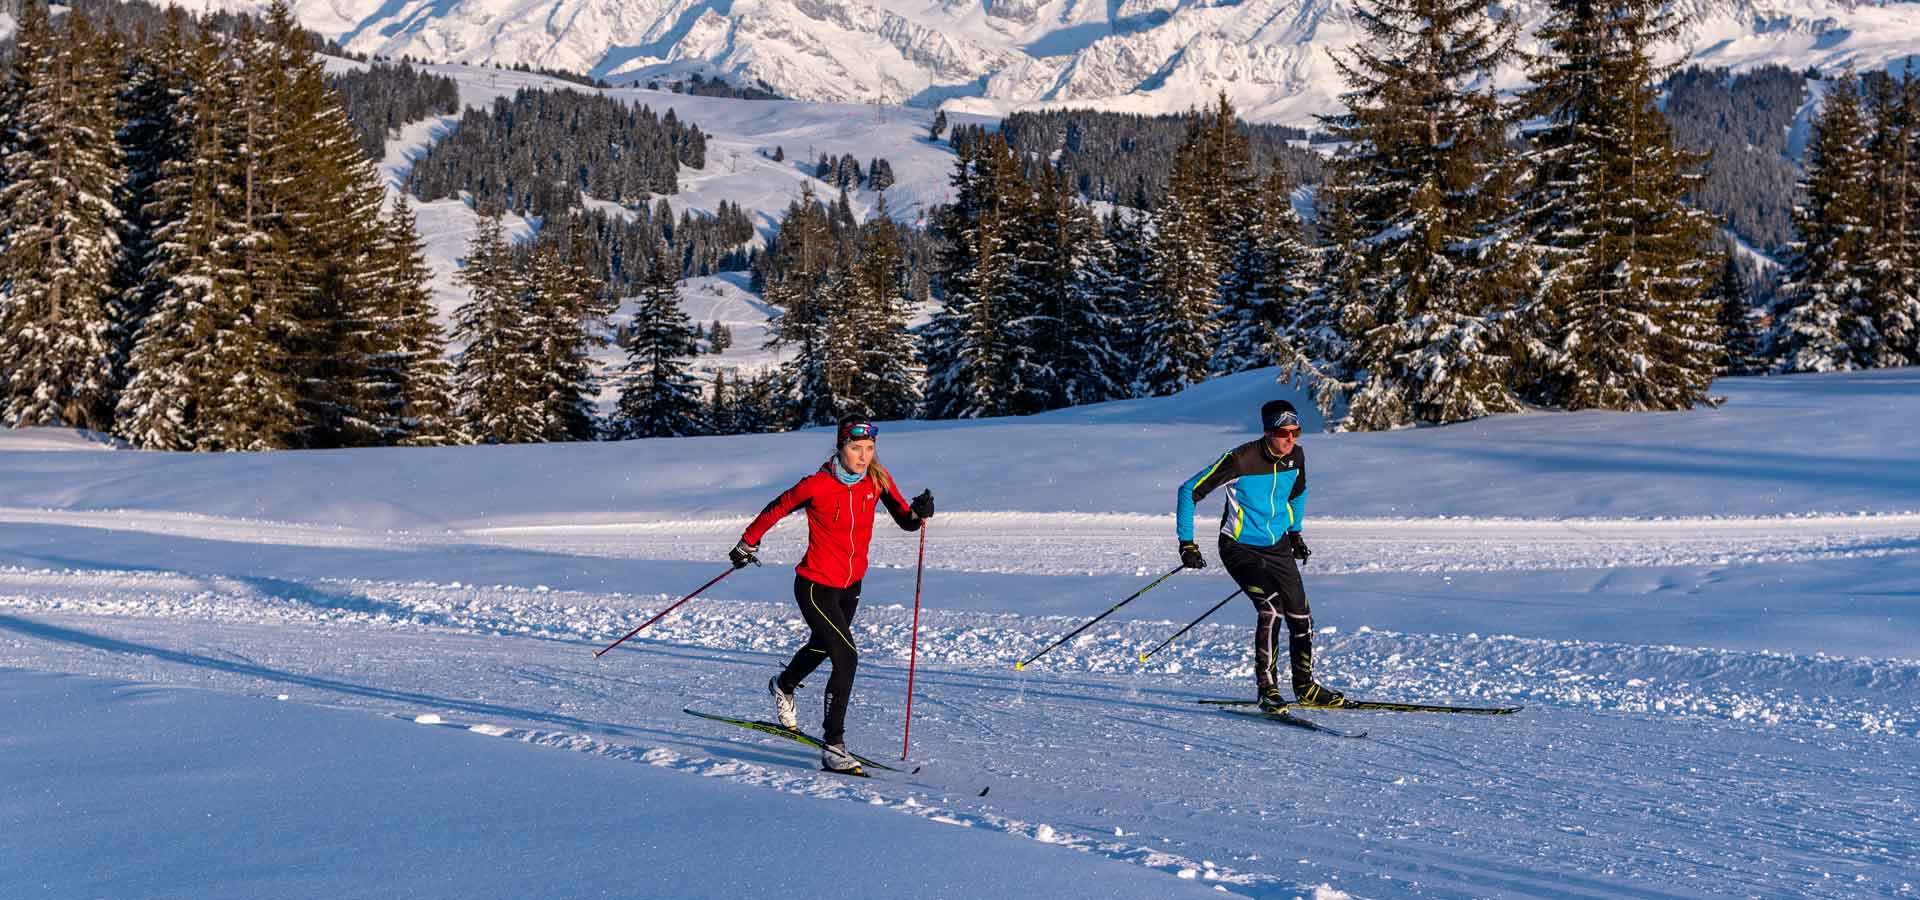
[1179,541,1206,569]
[728,539,760,569]
[910,489,935,519]
[1285,532,1311,562]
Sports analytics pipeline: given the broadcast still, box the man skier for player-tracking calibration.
[1175,399,1346,711]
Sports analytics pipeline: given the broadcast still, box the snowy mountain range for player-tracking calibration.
[192,0,1920,126]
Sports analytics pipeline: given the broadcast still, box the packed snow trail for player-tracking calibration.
[3,606,1913,899]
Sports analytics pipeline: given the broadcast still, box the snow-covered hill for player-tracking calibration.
[218,0,1920,125]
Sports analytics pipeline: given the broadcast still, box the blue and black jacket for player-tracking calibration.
[1177,440,1306,548]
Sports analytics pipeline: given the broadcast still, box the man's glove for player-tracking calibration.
[910,489,935,519]
[729,539,760,569]
[1285,532,1312,562]
[1179,541,1206,569]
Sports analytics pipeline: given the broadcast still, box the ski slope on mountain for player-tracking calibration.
[4,369,1918,897]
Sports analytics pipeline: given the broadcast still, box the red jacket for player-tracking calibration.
[743,463,921,588]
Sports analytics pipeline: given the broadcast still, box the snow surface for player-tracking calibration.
[5,367,1919,897]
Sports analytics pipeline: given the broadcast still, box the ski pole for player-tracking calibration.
[901,522,928,760]
[594,566,738,658]
[1016,566,1185,670]
[1136,588,1243,663]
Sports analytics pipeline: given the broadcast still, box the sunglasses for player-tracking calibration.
[1269,427,1301,439]
[843,423,879,440]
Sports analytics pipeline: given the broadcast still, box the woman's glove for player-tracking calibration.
[910,489,935,519]
[729,539,760,568]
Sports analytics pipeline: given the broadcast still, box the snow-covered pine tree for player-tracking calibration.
[1137,148,1221,396]
[765,183,839,425]
[1215,162,1312,373]
[376,192,465,446]
[1707,246,1766,376]
[117,27,248,450]
[922,133,1024,418]
[206,15,306,450]
[707,369,736,435]
[1032,166,1130,407]
[1520,0,1720,411]
[614,241,706,438]
[452,212,544,443]
[115,6,194,336]
[846,198,921,420]
[250,1,396,448]
[524,235,607,443]
[1100,206,1154,389]
[1317,0,1530,429]
[1773,69,1875,373]
[1861,72,1920,367]
[0,5,128,432]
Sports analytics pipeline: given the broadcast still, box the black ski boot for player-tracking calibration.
[1295,682,1349,708]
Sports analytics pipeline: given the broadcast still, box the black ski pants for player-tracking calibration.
[776,575,862,745]
[1218,536,1315,695]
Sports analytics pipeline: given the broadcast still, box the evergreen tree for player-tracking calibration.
[523,236,608,442]
[707,369,736,434]
[1707,247,1766,376]
[1137,148,1221,396]
[1316,0,1531,429]
[115,6,194,339]
[452,213,543,443]
[1215,162,1312,373]
[0,6,129,431]
[922,133,1024,418]
[765,183,840,424]
[1860,73,1920,366]
[117,27,258,450]
[930,110,948,142]
[240,1,397,448]
[376,193,464,446]
[1520,0,1720,411]
[1033,167,1130,406]
[614,241,705,438]
[1773,70,1875,373]
[845,199,921,420]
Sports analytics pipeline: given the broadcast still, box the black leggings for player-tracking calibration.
[1219,536,1315,695]
[776,575,862,745]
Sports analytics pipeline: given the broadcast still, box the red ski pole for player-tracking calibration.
[901,522,928,760]
[594,566,737,658]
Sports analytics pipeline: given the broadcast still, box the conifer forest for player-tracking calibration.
[2,0,1916,451]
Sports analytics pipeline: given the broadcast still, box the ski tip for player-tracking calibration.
[1014,661,1024,671]
[1137,654,1148,663]
[978,786,990,797]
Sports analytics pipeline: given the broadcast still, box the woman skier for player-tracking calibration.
[1175,399,1346,712]
[730,415,934,774]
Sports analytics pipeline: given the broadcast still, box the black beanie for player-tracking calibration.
[1259,400,1299,432]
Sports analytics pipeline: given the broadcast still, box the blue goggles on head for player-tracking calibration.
[838,421,879,444]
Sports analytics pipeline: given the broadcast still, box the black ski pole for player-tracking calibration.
[1016,566,1185,670]
[1136,588,1242,663]
[594,566,738,658]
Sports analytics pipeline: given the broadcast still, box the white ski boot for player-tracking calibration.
[820,742,865,775]
[768,677,799,730]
